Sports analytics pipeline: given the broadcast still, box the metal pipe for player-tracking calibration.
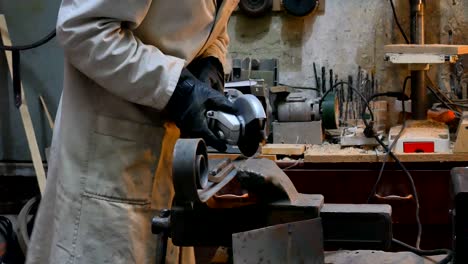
[410,0,425,45]
[411,71,426,119]
[152,210,171,264]
[410,0,427,119]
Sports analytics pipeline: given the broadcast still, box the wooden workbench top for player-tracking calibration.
[304,148,468,163]
[260,144,468,163]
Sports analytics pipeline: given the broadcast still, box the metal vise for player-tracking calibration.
[151,138,323,263]
[152,139,393,264]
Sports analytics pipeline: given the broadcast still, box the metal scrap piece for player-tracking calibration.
[232,218,325,264]
[234,158,300,203]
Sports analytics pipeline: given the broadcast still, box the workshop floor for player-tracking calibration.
[325,250,446,264]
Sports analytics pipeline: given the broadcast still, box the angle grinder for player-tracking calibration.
[207,94,266,157]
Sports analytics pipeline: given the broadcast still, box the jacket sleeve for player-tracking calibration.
[56,0,185,110]
[201,24,230,72]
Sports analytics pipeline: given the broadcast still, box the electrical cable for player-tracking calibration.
[427,86,462,117]
[320,81,375,121]
[278,83,320,91]
[448,102,468,108]
[425,73,462,115]
[389,0,410,44]
[371,127,424,249]
[392,239,453,264]
[363,76,423,249]
[0,26,56,108]
[0,29,56,51]
[366,76,411,203]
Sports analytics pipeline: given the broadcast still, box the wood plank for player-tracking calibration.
[384,44,468,55]
[270,85,294,94]
[304,152,380,163]
[454,112,468,153]
[0,15,46,195]
[304,152,468,163]
[261,144,306,156]
[208,153,277,161]
[304,149,468,163]
[39,95,54,130]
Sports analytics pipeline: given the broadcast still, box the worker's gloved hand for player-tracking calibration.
[166,68,236,152]
[187,56,225,92]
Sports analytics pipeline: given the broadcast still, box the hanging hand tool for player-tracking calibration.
[356,67,362,120]
[321,66,326,94]
[364,73,370,115]
[339,81,344,121]
[348,75,353,122]
[317,77,321,94]
[371,72,375,98]
[313,62,320,96]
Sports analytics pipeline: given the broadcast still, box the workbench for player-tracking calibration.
[260,143,468,163]
[208,144,467,251]
[1,146,466,258]
[211,143,468,163]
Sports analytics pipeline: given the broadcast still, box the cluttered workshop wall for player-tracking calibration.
[0,0,466,161]
[0,0,63,161]
[228,0,467,101]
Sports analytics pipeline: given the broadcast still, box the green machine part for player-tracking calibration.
[321,92,339,130]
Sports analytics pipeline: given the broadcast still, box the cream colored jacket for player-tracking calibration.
[26,0,238,263]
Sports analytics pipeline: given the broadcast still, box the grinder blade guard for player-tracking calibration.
[207,94,266,156]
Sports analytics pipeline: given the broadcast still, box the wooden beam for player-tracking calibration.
[262,144,306,156]
[0,15,46,195]
[454,112,468,153]
[304,149,468,163]
[39,95,54,130]
[384,44,468,55]
[208,153,277,161]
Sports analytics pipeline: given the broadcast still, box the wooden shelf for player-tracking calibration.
[384,44,468,55]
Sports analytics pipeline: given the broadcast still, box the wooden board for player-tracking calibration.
[454,112,468,153]
[304,144,468,163]
[208,153,277,161]
[270,85,294,94]
[304,152,468,163]
[384,44,468,55]
[261,144,306,156]
[0,15,46,195]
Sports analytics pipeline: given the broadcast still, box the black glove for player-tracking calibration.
[166,68,236,152]
[187,56,225,92]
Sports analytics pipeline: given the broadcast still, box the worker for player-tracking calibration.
[26,0,239,263]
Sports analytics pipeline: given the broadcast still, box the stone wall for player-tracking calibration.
[228,0,467,94]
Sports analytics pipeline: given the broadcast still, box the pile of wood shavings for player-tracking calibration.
[306,143,375,155]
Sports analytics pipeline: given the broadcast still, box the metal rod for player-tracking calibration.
[313,62,320,96]
[153,210,171,264]
[410,0,425,45]
[321,67,326,94]
[410,0,427,119]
